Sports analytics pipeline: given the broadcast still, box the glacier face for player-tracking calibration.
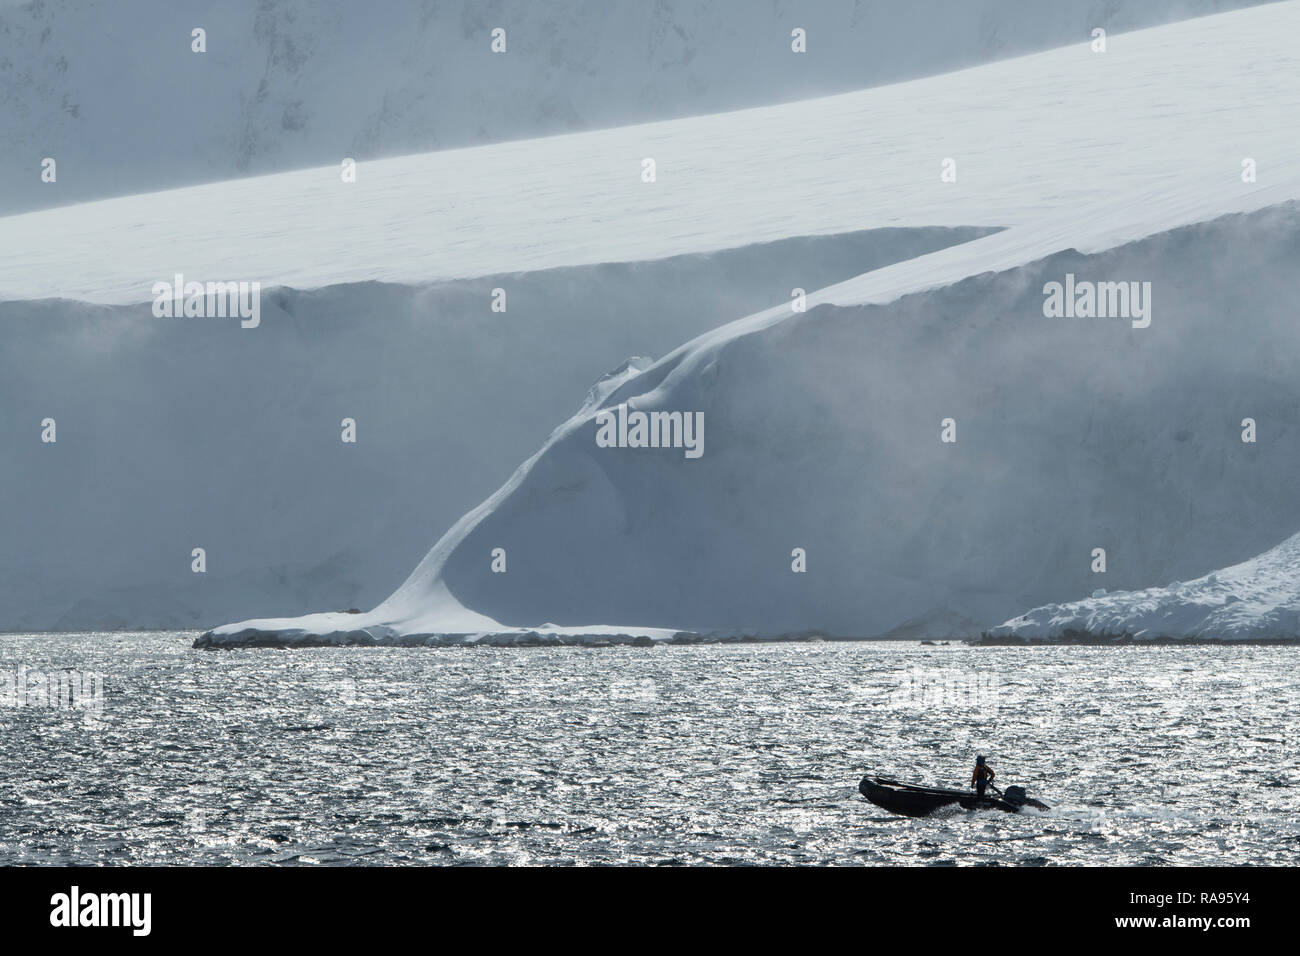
[0,0,1268,215]
[0,227,985,631]
[210,204,1300,641]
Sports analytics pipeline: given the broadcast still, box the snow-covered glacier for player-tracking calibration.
[4,1,1299,643]
[199,200,1300,646]
[988,532,1300,642]
[193,2,1300,646]
[4,4,1297,304]
[0,0,1268,215]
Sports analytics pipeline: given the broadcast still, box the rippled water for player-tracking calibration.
[0,633,1295,865]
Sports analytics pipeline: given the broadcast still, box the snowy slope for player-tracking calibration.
[0,0,1269,215]
[3,228,982,631]
[3,2,1298,303]
[988,532,1300,641]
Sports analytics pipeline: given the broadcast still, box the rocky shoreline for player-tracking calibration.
[192,626,1300,649]
[974,629,1300,646]
[191,628,840,650]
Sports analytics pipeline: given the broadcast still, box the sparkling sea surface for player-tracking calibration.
[0,633,1295,865]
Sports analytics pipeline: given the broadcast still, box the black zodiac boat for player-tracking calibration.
[859,775,1049,816]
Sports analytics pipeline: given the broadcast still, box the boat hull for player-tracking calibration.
[859,776,1048,816]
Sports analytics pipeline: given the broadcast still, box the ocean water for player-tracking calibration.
[0,633,1295,866]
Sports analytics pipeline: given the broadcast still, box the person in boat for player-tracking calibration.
[970,755,995,796]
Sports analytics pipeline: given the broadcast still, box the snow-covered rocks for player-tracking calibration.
[988,532,1300,642]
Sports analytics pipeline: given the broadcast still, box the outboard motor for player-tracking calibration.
[1004,785,1028,806]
